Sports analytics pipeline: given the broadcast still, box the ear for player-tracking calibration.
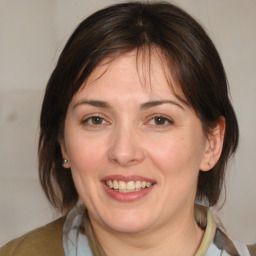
[59,137,70,169]
[200,117,225,172]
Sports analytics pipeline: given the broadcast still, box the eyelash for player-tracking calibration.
[146,115,174,128]
[82,115,110,126]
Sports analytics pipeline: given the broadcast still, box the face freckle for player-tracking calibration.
[61,50,209,234]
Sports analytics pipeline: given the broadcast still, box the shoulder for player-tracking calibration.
[248,243,256,256]
[214,228,256,256]
[0,217,65,256]
[195,205,256,256]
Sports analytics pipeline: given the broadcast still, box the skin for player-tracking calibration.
[61,50,224,256]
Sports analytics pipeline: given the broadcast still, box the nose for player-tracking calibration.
[108,125,145,167]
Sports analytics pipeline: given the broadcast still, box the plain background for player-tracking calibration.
[0,0,255,246]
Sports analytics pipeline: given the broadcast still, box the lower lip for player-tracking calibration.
[102,182,155,202]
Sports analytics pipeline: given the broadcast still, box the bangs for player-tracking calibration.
[75,45,190,110]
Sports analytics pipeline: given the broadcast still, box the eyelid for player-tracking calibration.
[145,114,174,127]
[81,113,111,125]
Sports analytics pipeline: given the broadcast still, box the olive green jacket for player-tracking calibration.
[0,217,65,256]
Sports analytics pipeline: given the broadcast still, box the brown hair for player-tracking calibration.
[39,1,239,213]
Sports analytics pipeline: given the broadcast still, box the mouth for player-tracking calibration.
[104,180,154,193]
[101,175,156,202]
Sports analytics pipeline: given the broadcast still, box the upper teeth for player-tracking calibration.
[106,180,153,192]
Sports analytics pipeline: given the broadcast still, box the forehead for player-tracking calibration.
[76,50,187,103]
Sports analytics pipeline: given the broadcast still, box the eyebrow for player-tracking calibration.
[140,100,184,110]
[73,99,184,110]
[73,100,112,109]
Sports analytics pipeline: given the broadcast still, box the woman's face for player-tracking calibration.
[61,51,212,234]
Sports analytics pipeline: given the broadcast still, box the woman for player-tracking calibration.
[1,1,255,255]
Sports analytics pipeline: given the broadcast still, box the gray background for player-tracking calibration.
[0,0,255,246]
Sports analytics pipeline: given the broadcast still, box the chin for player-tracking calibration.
[105,220,153,234]
[98,209,158,234]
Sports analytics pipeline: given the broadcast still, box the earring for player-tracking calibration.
[62,158,68,165]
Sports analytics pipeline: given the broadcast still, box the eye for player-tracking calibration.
[82,115,109,127]
[147,115,173,127]
[89,116,104,125]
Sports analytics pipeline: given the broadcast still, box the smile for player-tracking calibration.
[105,180,153,193]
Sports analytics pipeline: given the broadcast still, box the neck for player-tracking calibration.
[89,205,204,256]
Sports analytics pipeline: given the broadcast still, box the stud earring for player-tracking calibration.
[62,158,68,165]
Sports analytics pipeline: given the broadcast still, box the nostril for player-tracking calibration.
[107,133,146,166]
[110,157,138,167]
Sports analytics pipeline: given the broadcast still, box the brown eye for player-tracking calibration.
[82,115,108,126]
[91,116,104,125]
[147,115,173,128]
[154,117,167,125]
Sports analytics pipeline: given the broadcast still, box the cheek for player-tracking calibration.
[64,133,108,207]
[148,132,205,179]
[65,132,107,176]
